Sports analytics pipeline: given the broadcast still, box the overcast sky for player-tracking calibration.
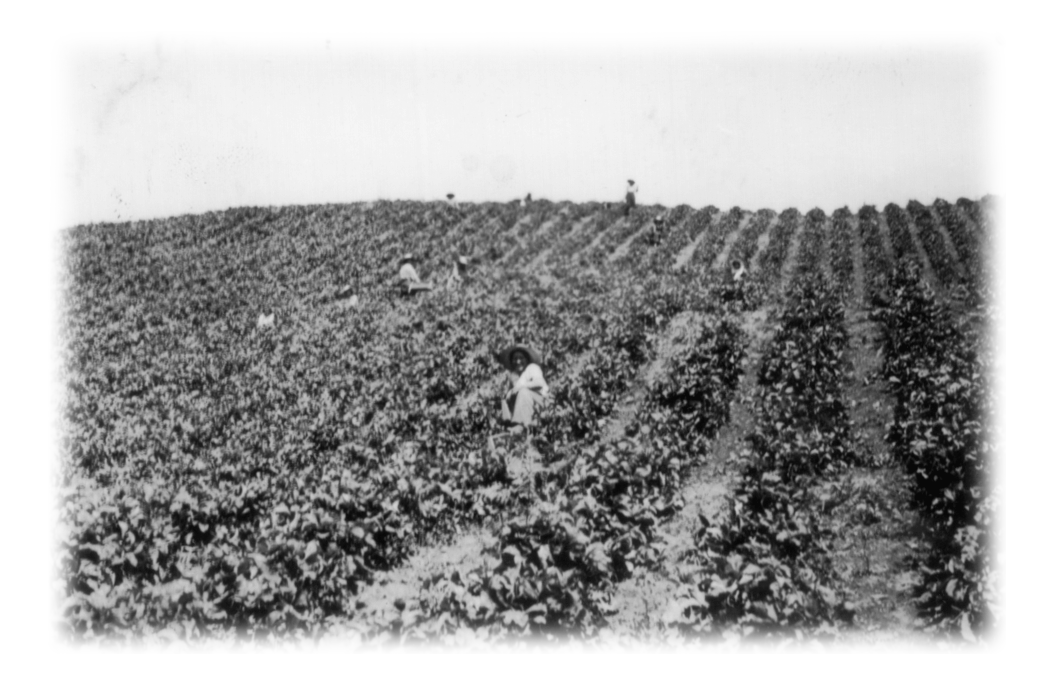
[67,47,990,224]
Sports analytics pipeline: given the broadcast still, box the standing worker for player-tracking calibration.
[624,179,638,217]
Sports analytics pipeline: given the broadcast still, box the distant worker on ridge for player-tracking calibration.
[624,179,638,217]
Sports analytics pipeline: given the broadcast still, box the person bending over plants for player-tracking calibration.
[397,253,434,294]
[494,344,549,433]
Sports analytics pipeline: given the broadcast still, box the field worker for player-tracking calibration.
[495,344,549,431]
[398,254,434,294]
[446,193,457,208]
[624,179,638,217]
[731,259,747,284]
[649,215,665,244]
[446,255,469,288]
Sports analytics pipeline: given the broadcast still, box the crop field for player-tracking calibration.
[58,196,996,646]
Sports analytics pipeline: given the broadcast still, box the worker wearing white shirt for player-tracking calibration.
[624,179,638,217]
[731,259,747,283]
[495,345,550,430]
[398,254,434,294]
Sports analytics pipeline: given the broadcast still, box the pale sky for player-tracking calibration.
[67,48,990,224]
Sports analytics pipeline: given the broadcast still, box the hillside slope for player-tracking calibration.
[58,197,996,645]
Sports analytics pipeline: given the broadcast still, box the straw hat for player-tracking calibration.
[494,344,543,373]
[446,193,455,200]
[456,255,469,267]
[399,253,415,264]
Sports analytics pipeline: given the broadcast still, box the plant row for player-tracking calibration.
[857,205,893,303]
[932,199,987,303]
[756,208,800,297]
[829,207,855,301]
[689,206,744,272]
[795,208,828,278]
[906,200,959,290]
[883,203,922,272]
[665,275,856,641]
[871,267,995,639]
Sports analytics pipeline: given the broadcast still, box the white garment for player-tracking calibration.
[511,363,550,397]
[626,181,638,195]
[399,262,422,283]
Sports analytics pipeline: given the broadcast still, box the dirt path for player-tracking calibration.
[849,214,867,309]
[832,306,923,643]
[713,211,753,272]
[903,212,941,295]
[819,216,834,282]
[749,214,779,273]
[506,214,562,271]
[578,217,626,262]
[528,213,596,272]
[350,524,498,628]
[932,207,966,280]
[674,211,724,270]
[608,218,654,263]
[598,310,699,446]
[876,211,897,266]
[496,223,530,265]
[778,213,804,296]
[952,203,991,285]
[605,305,774,636]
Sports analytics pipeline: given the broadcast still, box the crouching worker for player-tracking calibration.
[494,344,549,433]
[722,258,749,304]
[397,254,434,295]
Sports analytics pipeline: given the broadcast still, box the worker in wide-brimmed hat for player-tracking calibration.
[398,254,434,294]
[494,344,549,430]
[731,258,747,284]
[446,255,470,289]
[624,179,638,217]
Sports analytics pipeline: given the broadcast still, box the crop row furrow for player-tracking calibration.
[871,267,995,639]
[664,275,857,640]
